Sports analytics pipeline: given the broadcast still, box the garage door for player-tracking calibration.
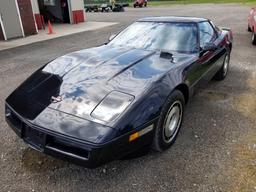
[0,0,24,39]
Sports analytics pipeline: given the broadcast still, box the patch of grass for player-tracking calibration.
[84,0,256,6]
[148,0,256,6]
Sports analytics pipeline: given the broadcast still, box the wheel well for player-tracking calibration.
[175,84,189,104]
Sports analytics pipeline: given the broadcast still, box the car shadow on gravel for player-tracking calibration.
[21,148,69,173]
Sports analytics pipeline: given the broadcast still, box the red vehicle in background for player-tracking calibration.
[248,7,256,45]
[134,0,147,8]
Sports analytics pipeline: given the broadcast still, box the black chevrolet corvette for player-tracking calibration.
[5,16,233,168]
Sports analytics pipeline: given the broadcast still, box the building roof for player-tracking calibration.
[137,16,208,23]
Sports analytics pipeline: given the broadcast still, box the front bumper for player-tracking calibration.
[5,104,154,168]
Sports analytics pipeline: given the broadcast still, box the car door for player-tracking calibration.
[249,8,255,29]
[196,21,223,86]
[253,9,256,31]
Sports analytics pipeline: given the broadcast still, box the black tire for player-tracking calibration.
[252,31,256,45]
[152,90,185,152]
[248,25,252,32]
[213,52,230,81]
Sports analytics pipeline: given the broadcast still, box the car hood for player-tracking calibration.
[6,45,196,126]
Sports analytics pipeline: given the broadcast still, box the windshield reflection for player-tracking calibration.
[109,21,199,54]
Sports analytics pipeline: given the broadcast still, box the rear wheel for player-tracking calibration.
[214,52,230,81]
[252,31,256,45]
[152,90,185,152]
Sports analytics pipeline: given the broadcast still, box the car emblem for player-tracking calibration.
[51,95,62,103]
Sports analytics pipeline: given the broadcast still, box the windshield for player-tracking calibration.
[109,21,199,53]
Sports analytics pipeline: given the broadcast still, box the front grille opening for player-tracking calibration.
[47,137,89,159]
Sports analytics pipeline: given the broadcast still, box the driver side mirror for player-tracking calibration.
[109,34,117,42]
[202,42,217,52]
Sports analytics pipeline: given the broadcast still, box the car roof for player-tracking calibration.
[137,16,208,23]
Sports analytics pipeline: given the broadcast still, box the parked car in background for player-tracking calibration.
[5,17,233,168]
[134,0,147,8]
[85,3,127,12]
[248,7,256,45]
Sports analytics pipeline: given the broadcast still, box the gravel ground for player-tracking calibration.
[0,4,256,192]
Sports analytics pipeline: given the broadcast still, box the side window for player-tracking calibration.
[250,9,254,15]
[199,21,216,47]
[210,21,221,34]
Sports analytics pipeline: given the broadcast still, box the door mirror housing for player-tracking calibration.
[202,43,217,52]
[109,34,117,42]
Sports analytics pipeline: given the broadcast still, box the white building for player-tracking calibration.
[0,0,86,40]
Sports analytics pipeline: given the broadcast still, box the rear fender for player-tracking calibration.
[220,27,233,43]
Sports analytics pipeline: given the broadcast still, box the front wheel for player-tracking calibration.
[152,90,185,152]
[213,52,230,81]
[248,24,252,32]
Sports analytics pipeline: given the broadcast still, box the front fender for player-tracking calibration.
[115,75,183,135]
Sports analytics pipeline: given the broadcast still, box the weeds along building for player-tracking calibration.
[0,0,85,40]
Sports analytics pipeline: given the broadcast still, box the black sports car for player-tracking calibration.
[5,17,233,168]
